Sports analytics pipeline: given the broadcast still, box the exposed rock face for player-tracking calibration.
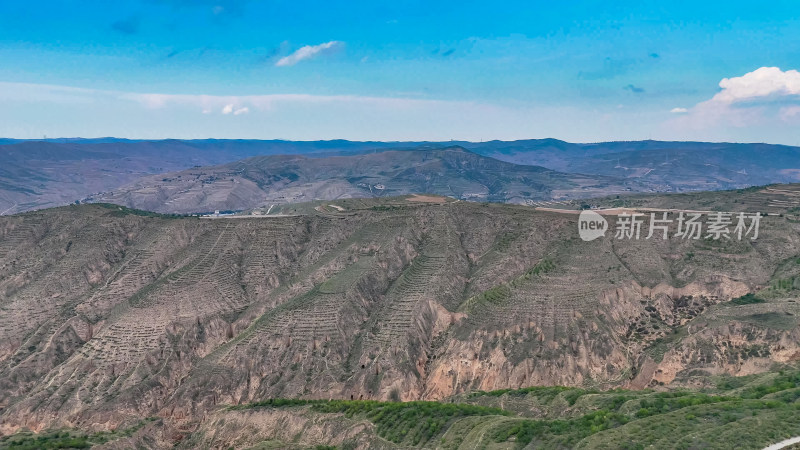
[1,200,799,442]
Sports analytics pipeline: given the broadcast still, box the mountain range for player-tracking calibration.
[88,146,643,214]
[3,138,800,215]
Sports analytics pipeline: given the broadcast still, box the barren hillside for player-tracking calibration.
[1,192,800,447]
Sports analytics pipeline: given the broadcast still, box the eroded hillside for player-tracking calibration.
[1,196,799,446]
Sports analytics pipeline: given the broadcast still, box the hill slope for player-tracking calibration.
[6,371,800,449]
[468,139,800,191]
[1,192,800,446]
[0,139,419,214]
[88,146,642,214]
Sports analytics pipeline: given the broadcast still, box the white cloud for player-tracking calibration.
[0,80,485,116]
[221,104,248,115]
[712,67,800,104]
[0,81,117,105]
[121,91,460,113]
[668,67,800,131]
[670,107,688,113]
[275,41,343,67]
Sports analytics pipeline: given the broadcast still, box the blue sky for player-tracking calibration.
[1,1,800,143]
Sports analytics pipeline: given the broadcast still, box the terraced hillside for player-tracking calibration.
[180,368,800,449]
[11,367,800,450]
[88,146,644,214]
[571,184,800,218]
[1,193,800,447]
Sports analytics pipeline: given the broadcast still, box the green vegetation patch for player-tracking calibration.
[729,293,766,305]
[477,374,800,449]
[470,284,512,306]
[94,203,187,218]
[770,276,800,291]
[738,370,800,399]
[0,418,157,449]
[463,258,555,313]
[0,431,90,449]
[491,408,630,448]
[467,385,616,406]
[230,368,800,449]
[232,399,510,446]
[513,258,555,286]
[632,392,734,418]
[738,312,797,330]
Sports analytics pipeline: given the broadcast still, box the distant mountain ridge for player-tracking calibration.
[3,137,800,214]
[89,146,642,214]
[0,139,422,214]
[462,139,800,189]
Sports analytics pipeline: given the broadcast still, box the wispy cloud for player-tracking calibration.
[128,91,456,113]
[0,82,112,104]
[670,107,688,113]
[6,80,739,143]
[275,41,343,67]
[0,81,470,115]
[0,81,562,141]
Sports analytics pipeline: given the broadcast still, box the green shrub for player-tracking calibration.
[0,431,90,449]
[730,293,766,305]
[311,400,510,445]
[492,409,629,448]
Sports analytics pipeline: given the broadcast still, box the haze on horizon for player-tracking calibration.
[1,1,800,145]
